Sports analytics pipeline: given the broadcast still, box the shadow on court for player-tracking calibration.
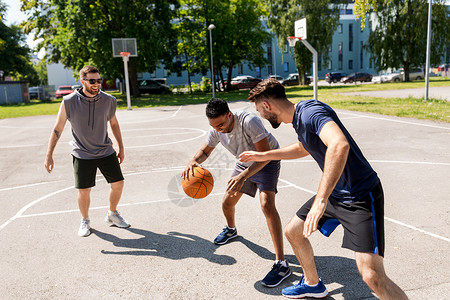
[239,237,374,299]
[93,227,236,265]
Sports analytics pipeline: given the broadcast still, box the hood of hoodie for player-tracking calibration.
[75,88,101,130]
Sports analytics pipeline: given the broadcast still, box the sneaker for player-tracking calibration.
[105,210,130,228]
[261,260,292,287]
[213,226,238,245]
[78,218,91,237]
[282,276,328,299]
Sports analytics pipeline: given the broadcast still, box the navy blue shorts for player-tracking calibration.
[231,160,280,198]
[296,182,385,257]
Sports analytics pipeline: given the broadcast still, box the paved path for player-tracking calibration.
[340,86,450,101]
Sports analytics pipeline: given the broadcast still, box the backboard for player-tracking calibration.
[295,18,307,40]
[112,38,137,57]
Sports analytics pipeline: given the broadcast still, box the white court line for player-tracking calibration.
[337,111,450,130]
[0,144,44,149]
[0,180,65,192]
[281,159,450,167]
[119,106,182,125]
[385,217,450,243]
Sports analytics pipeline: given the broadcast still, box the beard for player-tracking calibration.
[85,85,100,96]
[266,112,281,129]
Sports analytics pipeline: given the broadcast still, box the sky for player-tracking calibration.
[3,0,44,58]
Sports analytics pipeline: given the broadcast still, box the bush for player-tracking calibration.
[200,77,211,93]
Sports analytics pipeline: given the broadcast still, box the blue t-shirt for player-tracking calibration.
[292,100,379,202]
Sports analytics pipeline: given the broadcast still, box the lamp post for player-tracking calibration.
[208,24,216,98]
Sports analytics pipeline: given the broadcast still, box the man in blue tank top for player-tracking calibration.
[240,78,408,300]
[44,65,130,237]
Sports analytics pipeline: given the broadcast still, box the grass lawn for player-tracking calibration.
[0,78,449,123]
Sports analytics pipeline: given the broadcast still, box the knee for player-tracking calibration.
[111,180,124,191]
[360,267,384,290]
[260,198,276,216]
[78,188,91,196]
[284,219,304,243]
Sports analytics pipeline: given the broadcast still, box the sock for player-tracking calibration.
[280,260,288,268]
[306,281,319,287]
[227,226,236,230]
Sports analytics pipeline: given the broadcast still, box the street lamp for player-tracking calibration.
[0,70,4,81]
[208,24,215,98]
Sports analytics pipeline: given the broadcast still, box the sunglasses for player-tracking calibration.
[83,78,103,84]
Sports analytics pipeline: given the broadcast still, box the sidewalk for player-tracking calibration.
[340,86,450,101]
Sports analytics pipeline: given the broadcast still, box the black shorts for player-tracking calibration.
[72,152,124,189]
[296,182,385,257]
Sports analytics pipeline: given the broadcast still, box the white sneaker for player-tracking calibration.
[78,218,91,237]
[105,211,130,228]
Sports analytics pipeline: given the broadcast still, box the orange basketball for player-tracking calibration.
[182,167,214,199]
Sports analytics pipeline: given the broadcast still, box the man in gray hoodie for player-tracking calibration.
[45,65,129,237]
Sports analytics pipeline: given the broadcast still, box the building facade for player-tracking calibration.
[144,5,376,86]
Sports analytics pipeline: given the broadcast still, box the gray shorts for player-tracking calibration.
[231,160,280,198]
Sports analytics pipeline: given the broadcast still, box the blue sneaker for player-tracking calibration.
[261,260,292,287]
[282,276,328,299]
[214,226,238,245]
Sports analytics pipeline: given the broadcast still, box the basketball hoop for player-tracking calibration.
[287,36,301,48]
[120,52,131,57]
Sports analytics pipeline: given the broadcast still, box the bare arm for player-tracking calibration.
[44,101,68,173]
[182,143,215,180]
[303,121,350,237]
[109,115,124,164]
[239,142,310,163]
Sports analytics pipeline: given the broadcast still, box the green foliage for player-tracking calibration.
[200,76,211,92]
[263,0,345,84]
[22,0,179,93]
[366,0,450,79]
[176,0,271,91]
[0,16,38,84]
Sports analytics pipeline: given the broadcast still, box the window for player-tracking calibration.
[360,41,364,69]
[338,42,343,70]
[268,65,273,75]
[328,60,332,70]
[284,44,288,53]
[346,9,353,15]
[338,24,343,33]
[238,64,243,75]
[256,66,261,78]
[349,24,353,52]
[318,54,322,71]
[267,45,272,61]
[349,60,353,70]
[284,62,289,72]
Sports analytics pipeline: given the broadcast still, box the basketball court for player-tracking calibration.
[0,101,449,299]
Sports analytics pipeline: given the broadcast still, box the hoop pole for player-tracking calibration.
[122,55,132,110]
[300,39,318,100]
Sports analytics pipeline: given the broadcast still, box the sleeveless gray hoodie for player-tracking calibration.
[63,88,116,159]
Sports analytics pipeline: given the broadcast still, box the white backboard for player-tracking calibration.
[112,38,137,57]
[295,18,307,40]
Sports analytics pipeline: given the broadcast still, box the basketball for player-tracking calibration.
[182,167,214,199]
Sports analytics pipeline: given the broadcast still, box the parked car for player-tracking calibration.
[71,84,82,90]
[137,79,170,94]
[281,73,312,86]
[29,86,43,99]
[230,77,261,90]
[55,85,75,98]
[341,72,373,83]
[404,68,424,80]
[268,75,284,82]
[325,72,347,83]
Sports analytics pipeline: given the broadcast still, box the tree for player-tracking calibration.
[176,0,271,92]
[366,0,450,80]
[264,0,346,85]
[0,1,38,84]
[22,0,179,97]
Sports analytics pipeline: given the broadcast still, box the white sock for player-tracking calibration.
[227,226,236,230]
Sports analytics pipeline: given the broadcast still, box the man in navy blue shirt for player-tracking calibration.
[240,78,408,300]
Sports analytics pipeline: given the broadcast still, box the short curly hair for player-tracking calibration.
[248,78,287,102]
[206,98,230,119]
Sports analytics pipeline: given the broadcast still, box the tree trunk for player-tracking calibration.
[129,60,139,97]
[226,63,233,92]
